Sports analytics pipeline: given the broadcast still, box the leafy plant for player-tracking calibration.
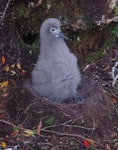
[45,116,55,126]
[112,25,118,35]
[114,5,118,15]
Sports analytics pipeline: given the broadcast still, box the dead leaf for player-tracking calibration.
[106,144,111,150]
[1,56,6,64]
[24,129,34,134]
[103,49,107,55]
[2,93,9,97]
[0,80,9,88]
[17,62,21,70]
[37,120,42,135]
[110,131,117,139]
[21,70,26,75]
[83,64,90,72]
[114,142,118,148]
[5,64,10,72]
[11,131,19,136]
[104,66,110,71]
[86,139,95,144]
[1,141,7,148]
[10,70,16,76]
[47,3,52,10]
[0,113,3,119]
[83,139,91,147]
[111,98,117,104]
[24,129,35,137]
[34,0,43,8]
[11,64,15,68]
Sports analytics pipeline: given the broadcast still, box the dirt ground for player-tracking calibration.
[0,34,118,150]
[0,9,118,150]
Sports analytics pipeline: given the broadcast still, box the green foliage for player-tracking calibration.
[112,25,118,35]
[77,36,81,42]
[85,50,104,64]
[30,12,38,22]
[30,42,38,50]
[114,5,118,15]
[45,116,55,126]
[13,127,19,132]
[102,34,116,51]
[17,4,27,17]
[69,140,76,147]
[102,24,118,51]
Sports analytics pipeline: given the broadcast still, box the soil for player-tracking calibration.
[0,32,118,150]
[0,1,118,150]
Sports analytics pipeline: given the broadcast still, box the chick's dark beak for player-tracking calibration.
[59,32,68,40]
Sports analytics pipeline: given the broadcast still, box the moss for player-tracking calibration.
[69,140,76,147]
[112,25,118,35]
[45,116,55,126]
[29,12,38,22]
[30,42,38,50]
[102,24,118,51]
[85,50,104,64]
[17,4,27,17]
[114,5,118,15]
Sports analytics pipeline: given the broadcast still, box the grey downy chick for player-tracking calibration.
[31,18,81,102]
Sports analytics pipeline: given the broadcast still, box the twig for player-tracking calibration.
[0,119,95,134]
[95,16,118,26]
[41,129,88,140]
[0,119,105,148]
[0,0,11,24]
[23,102,40,113]
[41,129,105,148]
[42,123,96,131]
[0,119,29,130]
[111,61,118,87]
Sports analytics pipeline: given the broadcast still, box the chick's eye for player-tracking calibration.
[50,28,56,32]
